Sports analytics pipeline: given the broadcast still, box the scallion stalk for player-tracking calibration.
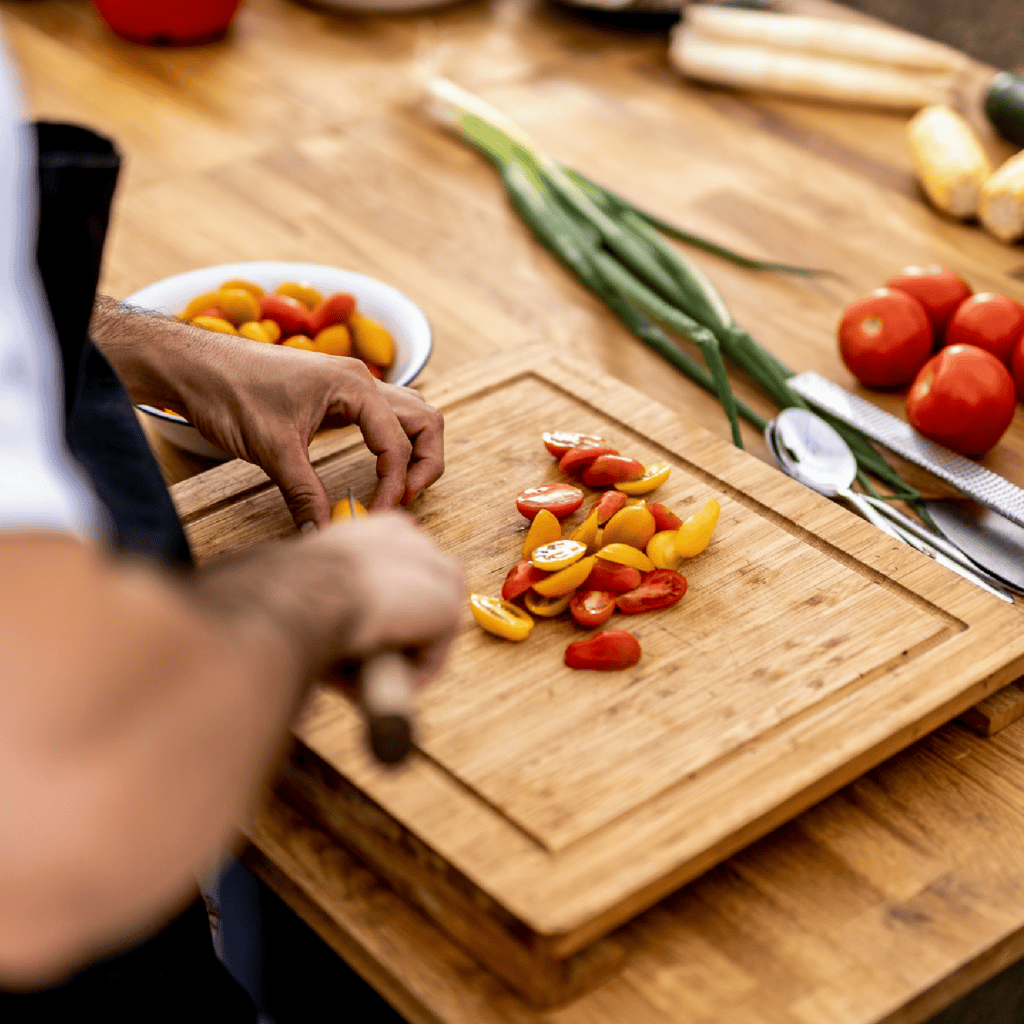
[424,77,925,509]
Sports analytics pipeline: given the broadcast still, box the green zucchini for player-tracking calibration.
[984,72,1024,148]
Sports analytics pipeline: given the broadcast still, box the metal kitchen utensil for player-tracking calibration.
[922,500,1024,594]
[787,371,1024,530]
[767,410,1016,602]
[786,371,1024,592]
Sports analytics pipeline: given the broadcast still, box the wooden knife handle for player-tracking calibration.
[361,649,415,765]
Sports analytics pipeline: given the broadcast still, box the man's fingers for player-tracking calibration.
[264,443,333,530]
[390,390,445,505]
[347,385,413,510]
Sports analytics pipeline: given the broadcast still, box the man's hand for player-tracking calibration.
[91,297,444,529]
[194,510,465,691]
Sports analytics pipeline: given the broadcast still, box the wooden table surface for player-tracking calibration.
[8,0,1024,1021]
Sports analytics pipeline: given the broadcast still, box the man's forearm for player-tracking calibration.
[0,531,358,987]
[89,294,234,413]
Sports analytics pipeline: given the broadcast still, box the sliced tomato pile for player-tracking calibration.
[471,431,725,672]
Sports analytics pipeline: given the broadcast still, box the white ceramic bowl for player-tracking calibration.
[124,260,433,460]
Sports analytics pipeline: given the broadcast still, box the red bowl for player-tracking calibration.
[91,0,245,46]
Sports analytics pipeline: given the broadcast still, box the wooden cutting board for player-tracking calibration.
[172,348,1024,1005]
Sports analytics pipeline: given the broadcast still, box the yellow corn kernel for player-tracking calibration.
[907,105,992,218]
[979,150,1024,243]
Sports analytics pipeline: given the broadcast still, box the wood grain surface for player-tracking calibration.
[175,347,1024,1004]
[7,0,1024,1020]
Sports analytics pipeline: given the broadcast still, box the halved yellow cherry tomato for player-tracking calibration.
[524,591,573,617]
[674,498,721,557]
[523,508,561,559]
[329,497,369,520]
[220,278,265,300]
[596,543,655,571]
[646,530,683,570]
[602,503,656,550]
[532,556,596,598]
[569,508,600,554]
[191,315,237,335]
[276,281,324,310]
[470,595,534,641]
[259,318,282,342]
[531,539,587,571]
[615,462,671,495]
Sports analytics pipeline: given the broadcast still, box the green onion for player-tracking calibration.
[425,77,925,510]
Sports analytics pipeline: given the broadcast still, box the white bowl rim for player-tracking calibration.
[127,260,433,425]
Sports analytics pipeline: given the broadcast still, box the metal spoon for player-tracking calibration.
[766,409,1015,603]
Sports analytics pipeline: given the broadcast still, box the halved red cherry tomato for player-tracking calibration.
[564,629,641,671]
[569,589,617,628]
[502,562,550,601]
[593,490,628,524]
[307,292,357,336]
[649,503,682,532]
[616,569,687,615]
[581,454,645,488]
[585,559,642,592]
[515,483,584,521]
[542,431,604,458]
[559,445,619,476]
[259,293,310,337]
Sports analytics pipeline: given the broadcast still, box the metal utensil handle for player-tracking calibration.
[840,489,1014,602]
[859,493,1019,587]
[787,372,1024,530]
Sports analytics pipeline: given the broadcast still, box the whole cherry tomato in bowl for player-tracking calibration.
[837,288,933,389]
[905,344,1017,456]
[943,292,1024,365]
[885,265,972,340]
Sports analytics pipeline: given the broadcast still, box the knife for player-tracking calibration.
[347,488,417,766]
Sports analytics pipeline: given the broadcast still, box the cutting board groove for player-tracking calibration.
[173,348,1024,1005]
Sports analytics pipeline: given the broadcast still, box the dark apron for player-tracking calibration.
[0,124,255,1021]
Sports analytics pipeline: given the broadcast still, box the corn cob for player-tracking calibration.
[979,149,1024,242]
[906,105,992,218]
